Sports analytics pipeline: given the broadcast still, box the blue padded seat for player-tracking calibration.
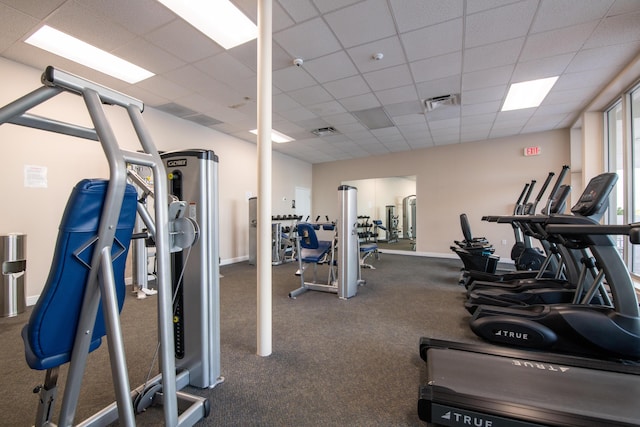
[360,243,378,254]
[22,179,137,371]
[297,222,332,263]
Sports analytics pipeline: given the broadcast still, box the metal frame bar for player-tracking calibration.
[0,66,205,426]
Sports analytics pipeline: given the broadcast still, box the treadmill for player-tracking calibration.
[418,219,640,426]
[418,338,640,426]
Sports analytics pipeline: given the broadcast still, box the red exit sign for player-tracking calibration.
[524,146,541,156]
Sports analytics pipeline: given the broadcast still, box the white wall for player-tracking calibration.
[0,58,312,299]
[313,130,571,259]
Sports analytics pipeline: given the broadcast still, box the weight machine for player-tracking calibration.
[1,66,218,426]
[289,185,363,299]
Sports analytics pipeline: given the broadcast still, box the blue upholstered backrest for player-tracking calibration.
[22,179,137,370]
[297,223,320,249]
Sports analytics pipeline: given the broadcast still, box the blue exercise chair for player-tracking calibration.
[22,179,137,425]
[289,222,336,298]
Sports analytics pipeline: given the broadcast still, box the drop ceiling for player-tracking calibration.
[1,0,639,164]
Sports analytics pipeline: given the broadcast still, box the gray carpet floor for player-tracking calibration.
[0,254,480,426]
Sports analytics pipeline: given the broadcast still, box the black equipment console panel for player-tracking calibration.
[418,338,640,427]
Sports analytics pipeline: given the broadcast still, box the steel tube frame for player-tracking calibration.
[0,66,204,426]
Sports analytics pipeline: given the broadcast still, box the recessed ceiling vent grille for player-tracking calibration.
[423,94,459,112]
[311,126,338,137]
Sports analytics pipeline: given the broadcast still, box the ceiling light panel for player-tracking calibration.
[157,0,257,49]
[250,129,295,144]
[502,76,559,111]
[25,25,154,84]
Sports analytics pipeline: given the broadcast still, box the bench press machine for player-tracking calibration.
[0,66,215,426]
[289,185,364,299]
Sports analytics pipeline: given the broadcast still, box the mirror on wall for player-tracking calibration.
[342,176,416,252]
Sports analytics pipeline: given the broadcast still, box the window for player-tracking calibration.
[631,88,640,272]
[605,101,625,257]
[606,83,640,274]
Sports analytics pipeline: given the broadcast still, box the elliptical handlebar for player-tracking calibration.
[529,172,554,214]
[542,165,570,215]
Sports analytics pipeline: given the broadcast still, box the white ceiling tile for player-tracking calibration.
[372,126,402,137]
[274,93,303,111]
[466,0,522,15]
[583,11,640,48]
[511,54,574,82]
[114,37,185,75]
[410,52,462,83]
[407,138,433,149]
[428,117,460,130]
[137,75,191,101]
[392,114,427,126]
[346,36,405,73]
[535,102,579,115]
[462,85,507,105]
[339,122,368,133]
[338,93,380,110]
[416,75,462,100]
[385,142,411,152]
[278,106,318,122]
[565,42,640,74]
[465,0,537,48]
[462,113,495,125]
[145,19,223,63]
[323,112,359,125]
[1,0,66,19]
[390,0,463,33]
[273,67,317,92]
[308,100,347,116]
[544,87,589,106]
[81,0,175,35]
[311,0,361,14]
[376,85,418,105]
[464,38,524,72]
[277,0,318,22]
[274,17,341,60]
[46,1,137,50]
[608,0,640,15]
[531,0,614,33]
[324,0,396,48]
[195,52,255,86]
[553,68,616,91]
[286,85,333,106]
[384,100,423,116]
[232,0,294,32]
[401,18,463,62]
[520,21,599,61]
[461,100,502,115]
[425,105,460,121]
[323,75,371,99]
[398,122,429,134]
[461,121,492,134]
[363,64,412,91]
[463,65,513,91]
[0,4,38,51]
[304,50,358,83]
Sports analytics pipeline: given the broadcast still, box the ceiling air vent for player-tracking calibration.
[311,126,338,137]
[423,94,459,112]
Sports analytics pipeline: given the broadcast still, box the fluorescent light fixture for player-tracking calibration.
[25,26,154,84]
[157,0,257,49]
[502,76,559,111]
[250,129,295,144]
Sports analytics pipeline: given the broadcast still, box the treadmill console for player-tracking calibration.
[570,172,618,220]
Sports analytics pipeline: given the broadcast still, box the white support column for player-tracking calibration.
[257,0,273,357]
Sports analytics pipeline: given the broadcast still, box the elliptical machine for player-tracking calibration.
[469,173,640,361]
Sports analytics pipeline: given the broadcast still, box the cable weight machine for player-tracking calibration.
[0,66,219,426]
